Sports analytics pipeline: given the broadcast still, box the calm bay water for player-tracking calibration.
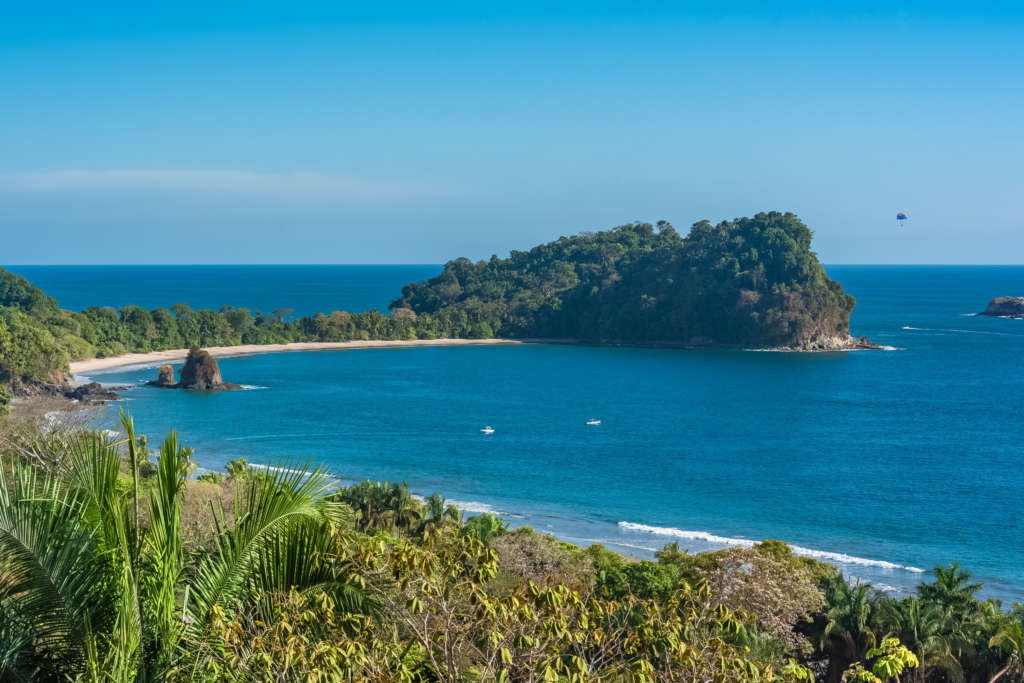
[12,265,1024,600]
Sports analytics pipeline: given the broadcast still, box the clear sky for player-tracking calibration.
[1,1,1021,265]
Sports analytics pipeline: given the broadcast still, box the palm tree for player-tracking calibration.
[386,482,421,536]
[444,502,465,526]
[422,492,446,530]
[919,564,983,614]
[918,564,985,662]
[822,576,885,683]
[0,411,364,682]
[342,480,391,532]
[877,597,963,683]
[462,512,509,547]
[225,457,251,481]
[988,622,1023,683]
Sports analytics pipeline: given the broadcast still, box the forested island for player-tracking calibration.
[1,211,868,406]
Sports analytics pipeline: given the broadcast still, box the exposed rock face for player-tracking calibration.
[146,365,177,388]
[67,382,125,403]
[791,335,884,351]
[151,347,241,391]
[978,297,1024,318]
[12,376,73,398]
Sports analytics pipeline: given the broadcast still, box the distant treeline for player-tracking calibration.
[0,268,487,399]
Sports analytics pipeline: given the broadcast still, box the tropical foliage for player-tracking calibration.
[0,410,1021,682]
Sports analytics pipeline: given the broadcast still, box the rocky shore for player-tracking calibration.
[11,376,127,404]
[67,382,129,404]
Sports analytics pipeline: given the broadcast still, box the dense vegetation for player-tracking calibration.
[0,409,1020,683]
[391,212,856,346]
[0,212,857,403]
[0,266,474,405]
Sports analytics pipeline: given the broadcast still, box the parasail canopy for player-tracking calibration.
[896,213,908,220]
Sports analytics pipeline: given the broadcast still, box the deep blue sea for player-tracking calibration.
[9,265,1024,601]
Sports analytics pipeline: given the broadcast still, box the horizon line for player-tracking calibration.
[5,263,1024,268]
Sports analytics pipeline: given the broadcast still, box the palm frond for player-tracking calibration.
[0,459,112,680]
[185,459,333,629]
[141,430,190,670]
[248,515,379,616]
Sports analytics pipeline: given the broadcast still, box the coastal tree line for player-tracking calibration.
[0,267,490,408]
[2,211,857,407]
[0,407,1019,682]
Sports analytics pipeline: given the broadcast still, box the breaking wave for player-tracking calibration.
[89,360,183,376]
[448,500,496,513]
[617,522,924,572]
[902,326,1020,337]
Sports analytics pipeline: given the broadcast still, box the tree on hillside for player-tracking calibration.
[170,302,192,319]
[823,577,886,683]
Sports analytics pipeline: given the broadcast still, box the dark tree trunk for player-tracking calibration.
[826,633,869,683]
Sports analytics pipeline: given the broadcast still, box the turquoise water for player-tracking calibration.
[16,265,1024,601]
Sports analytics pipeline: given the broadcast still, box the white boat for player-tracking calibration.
[481,426,495,434]
[586,419,601,426]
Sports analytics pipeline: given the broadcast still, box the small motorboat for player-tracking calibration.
[481,426,495,434]
[586,419,601,426]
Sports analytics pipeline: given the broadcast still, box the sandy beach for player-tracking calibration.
[68,338,571,378]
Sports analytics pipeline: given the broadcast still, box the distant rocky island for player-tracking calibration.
[147,347,241,391]
[977,296,1024,318]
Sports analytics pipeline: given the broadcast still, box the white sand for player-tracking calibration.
[68,338,570,378]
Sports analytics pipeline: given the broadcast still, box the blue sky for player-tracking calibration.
[1,2,1021,264]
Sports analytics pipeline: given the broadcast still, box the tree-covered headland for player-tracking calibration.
[391,212,857,347]
[1,211,860,405]
[0,408,1019,682]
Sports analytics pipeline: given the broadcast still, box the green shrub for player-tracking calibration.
[59,334,95,361]
[471,321,494,339]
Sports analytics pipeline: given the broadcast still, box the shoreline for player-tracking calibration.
[69,338,574,377]
[69,334,886,379]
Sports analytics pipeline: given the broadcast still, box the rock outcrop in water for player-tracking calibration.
[977,297,1024,318]
[67,382,126,403]
[147,348,242,391]
[146,365,177,388]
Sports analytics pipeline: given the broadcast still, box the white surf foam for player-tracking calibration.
[239,385,267,390]
[619,522,756,547]
[903,326,1019,336]
[89,360,183,376]
[250,463,316,477]
[448,500,496,513]
[617,522,924,572]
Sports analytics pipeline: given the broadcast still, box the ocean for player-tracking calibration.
[11,264,1024,601]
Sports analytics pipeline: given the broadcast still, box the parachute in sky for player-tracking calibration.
[896,212,908,221]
